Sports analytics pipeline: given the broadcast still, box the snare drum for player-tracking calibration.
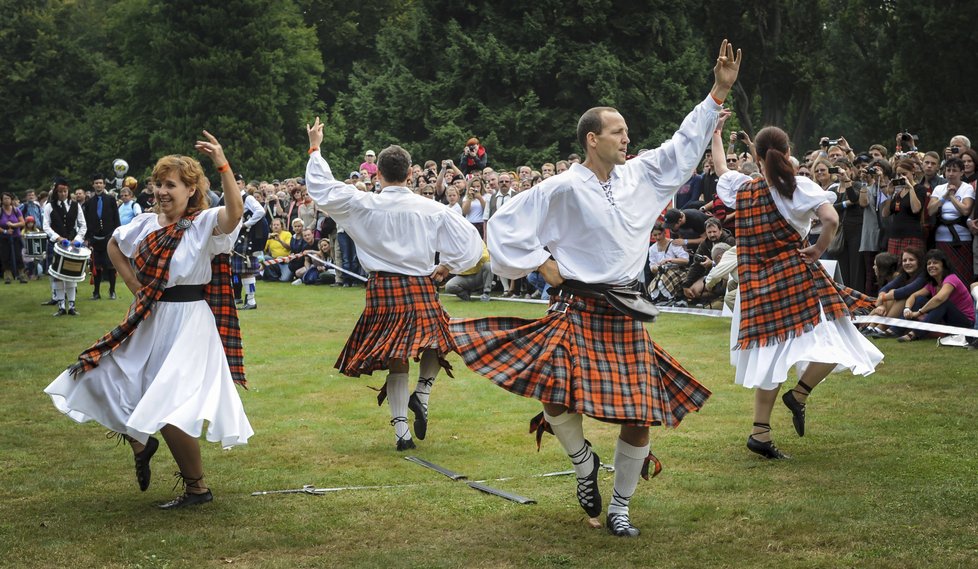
[49,242,91,282]
[25,232,47,259]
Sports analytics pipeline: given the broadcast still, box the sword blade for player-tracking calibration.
[404,456,468,480]
[466,482,536,504]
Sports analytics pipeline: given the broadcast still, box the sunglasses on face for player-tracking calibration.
[422,191,434,196]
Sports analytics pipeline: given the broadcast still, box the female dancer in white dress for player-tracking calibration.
[715,126,883,459]
[45,131,253,508]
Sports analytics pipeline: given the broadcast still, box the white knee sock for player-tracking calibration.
[543,411,593,478]
[386,372,411,441]
[415,351,440,410]
[242,276,257,305]
[608,438,649,515]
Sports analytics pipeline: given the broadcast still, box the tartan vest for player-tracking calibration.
[734,177,874,349]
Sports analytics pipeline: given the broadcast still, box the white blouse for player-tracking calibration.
[305,151,483,276]
[717,171,834,238]
[113,208,239,287]
[648,241,689,268]
[486,95,722,284]
[930,183,975,242]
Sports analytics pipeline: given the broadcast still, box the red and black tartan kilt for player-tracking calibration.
[937,241,974,284]
[450,294,711,427]
[887,236,925,257]
[335,272,455,377]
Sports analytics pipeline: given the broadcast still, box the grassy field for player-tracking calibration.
[1,279,976,569]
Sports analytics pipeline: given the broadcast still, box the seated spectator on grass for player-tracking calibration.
[526,270,550,301]
[263,218,292,281]
[288,228,317,282]
[445,243,492,302]
[703,243,737,311]
[898,249,976,342]
[294,237,336,285]
[867,248,926,337]
[647,223,689,303]
[682,217,735,304]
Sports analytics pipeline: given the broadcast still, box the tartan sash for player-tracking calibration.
[68,212,246,386]
[734,177,874,349]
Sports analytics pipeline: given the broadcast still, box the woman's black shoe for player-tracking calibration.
[158,490,213,510]
[747,435,789,459]
[134,436,159,492]
[782,391,806,437]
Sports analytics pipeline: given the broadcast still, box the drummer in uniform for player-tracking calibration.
[82,175,121,300]
[43,177,87,316]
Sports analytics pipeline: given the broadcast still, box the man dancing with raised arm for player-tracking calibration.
[305,120,483,451]
[451,41,742,537]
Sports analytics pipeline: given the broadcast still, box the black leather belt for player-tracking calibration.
[552,279,658,322]
[160,285,205,302]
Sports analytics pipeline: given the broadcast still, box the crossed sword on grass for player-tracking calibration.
[252,456,615,505]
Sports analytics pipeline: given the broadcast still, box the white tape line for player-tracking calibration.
[854,315,978,338]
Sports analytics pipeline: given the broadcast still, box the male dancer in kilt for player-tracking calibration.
[451,41,742,537]
[304,118,482,451]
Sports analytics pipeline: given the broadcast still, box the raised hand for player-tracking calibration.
[194,130,227,167]
[307,117,324,149]
[712,40,742,98]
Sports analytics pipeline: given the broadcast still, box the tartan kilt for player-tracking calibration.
[450,294,711,427]
[230,237,260,276]
[335,273,455,377]
[937,241,974,284]
[886,236,925,257]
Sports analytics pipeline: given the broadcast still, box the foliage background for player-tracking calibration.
[1,0,975,189]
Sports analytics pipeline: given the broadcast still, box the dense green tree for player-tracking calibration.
[100,0,323,182]
[333,0,712,170]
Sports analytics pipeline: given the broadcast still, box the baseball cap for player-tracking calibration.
[349,171,360,178]
[663,208,682,228]
[365,150,375,157]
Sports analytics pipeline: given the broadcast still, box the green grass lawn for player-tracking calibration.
[1,279,976,569]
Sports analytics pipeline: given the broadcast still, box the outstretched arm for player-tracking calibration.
[196,130,241,234]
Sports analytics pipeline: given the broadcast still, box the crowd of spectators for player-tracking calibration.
[5,127,976,343]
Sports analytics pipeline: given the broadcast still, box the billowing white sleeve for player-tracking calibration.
[305,151,360,226]
[629,96,721,202]
[486,188,552,279]
[242,195,265,228]
[717,171,751,209]
[435,211,484,273]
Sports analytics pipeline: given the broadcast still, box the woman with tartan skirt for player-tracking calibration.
[304,118,482,452]
[45,132,253,509]
[714,126,883,460]
[451,41,742,538]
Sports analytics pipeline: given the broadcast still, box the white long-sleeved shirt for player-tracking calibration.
[43,200,87,242]
[305,151,483,276]
[487,96,721,284]
[704,245,738,289]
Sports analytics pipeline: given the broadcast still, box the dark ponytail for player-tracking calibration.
[754,126,797,199]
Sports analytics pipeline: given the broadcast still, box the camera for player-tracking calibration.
[898,132,918,143]
[827,139,840,146]
[892,179,906,188]
[692,253,709,263]
[828,166,840,174]
[736,131,747,141]
[951,147,961,154]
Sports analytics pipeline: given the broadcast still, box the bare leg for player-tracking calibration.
[792,362,837,405]
[160,424,208,493]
